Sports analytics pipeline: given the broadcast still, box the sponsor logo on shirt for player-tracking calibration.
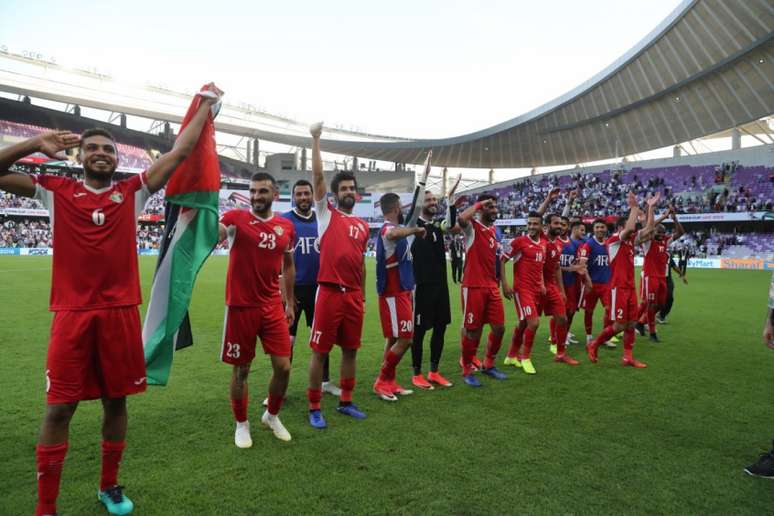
[110,192,124,204]
[73,192,87,198]
[133,377,146,386]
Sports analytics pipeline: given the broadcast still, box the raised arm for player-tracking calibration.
[0,131,80,197]
[309,122,325,202]
[405,151,431,228]
[457,198,493,228]
[145,84,224,194]
[619,192,640,241]
[636,193,660,244]
[537,188,560,216]
[562,189,578,218]
[671,207,685,240]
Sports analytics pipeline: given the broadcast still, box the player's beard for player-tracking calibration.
[83,163,117,183]
[338,194,356,211]
[295,199,312,215]
[422,205,437,219]
[252,198,273,217]
[549,227,562,237]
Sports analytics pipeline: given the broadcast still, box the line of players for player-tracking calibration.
[0,103,689,514]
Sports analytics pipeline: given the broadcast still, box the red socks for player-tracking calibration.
[584,310,594,336]
[307,388,322,411]
[267,394,284,416]
[460,335,479,375]
[507,322,525,358]
[623,328,635,360]
[647,307,657,334]
[100,440,125,491]
[483,332,504,369]
[340,378,355,403]
[520,327,536,360]
[591,325,616,350]
[36,442,68,516]
[230,395,248,423]
[379,350,401,382]
[555,321,569,355]
[549,318,557,345]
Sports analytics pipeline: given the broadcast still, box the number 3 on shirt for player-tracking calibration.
[258,232,276,249]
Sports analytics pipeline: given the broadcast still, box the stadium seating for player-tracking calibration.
[0,120,153,171]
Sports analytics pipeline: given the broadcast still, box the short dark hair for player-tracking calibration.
[251,172,276,186]
[379,193,401,215]
[527,211,542,220]
[560,216,570,223]
[592,218,607,227]
[292,179,312,195]
[477,193,496,203]
[80,127,115,148]
[544,212,561,225]
[615,216,627,228]
[331,171,357,194]
[570,220,584,230]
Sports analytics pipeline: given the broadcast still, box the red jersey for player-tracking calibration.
[379,222,402,295]
[316,199,368,290]
[543,235,563,286]
[607,231,637,289]
[641,236,672,278]
[503,234,546,293]
[462,219,499,288]
[32,173,151,311]
[221,210,295,306]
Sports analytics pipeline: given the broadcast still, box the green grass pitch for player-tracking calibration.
[0,256,773,515]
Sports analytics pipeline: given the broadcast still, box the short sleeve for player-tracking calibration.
[285,222,296,252]
[316,198,332,237]
[131,172,152,217]
[31,174,68,210]
[220,210,238,227]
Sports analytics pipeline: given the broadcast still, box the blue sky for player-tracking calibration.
[1,0,682,139]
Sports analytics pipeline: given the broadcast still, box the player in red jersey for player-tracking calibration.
[373,192,426,401]
[540,213,580,367]
[586,192,658,368]
[219,172,296,446]
[0,84,223,516]
[636,207,684,342]
[306,123,369,428]
[455,195,509,387]
[501,212,547,374]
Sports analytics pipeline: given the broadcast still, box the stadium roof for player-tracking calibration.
[1,0,772,169]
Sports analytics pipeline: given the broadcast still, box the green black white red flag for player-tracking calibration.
[143,85,222,386]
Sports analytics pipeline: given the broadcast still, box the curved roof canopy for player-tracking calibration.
[254,0,774,168]
[1,0,771,169]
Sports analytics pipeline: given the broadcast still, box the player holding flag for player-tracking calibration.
[0,84,222,516]
[306,123,369,428]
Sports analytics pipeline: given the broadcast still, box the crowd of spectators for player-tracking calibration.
[1,217,164,249]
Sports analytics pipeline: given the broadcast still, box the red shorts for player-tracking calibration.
[221,304,291,364]
[513,288,541,321]
[640,274,667,306]
[580,283,610,311]
[461,286,504,329]
[46,307,146,404]
[379,291,414,339]
[610,286,638,323]
[539,285,566,317]
[564,282,581,313]
[309,285,364,353]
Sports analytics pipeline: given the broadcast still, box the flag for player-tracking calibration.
[143,86,222,386]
